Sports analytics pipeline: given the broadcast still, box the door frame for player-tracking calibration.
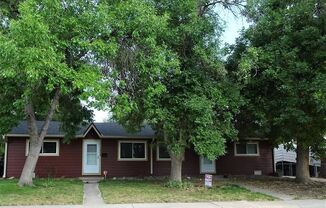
[199,156,216,174]
[82,139,101,176]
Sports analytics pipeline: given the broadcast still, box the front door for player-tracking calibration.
[83,139,101,175]
[200,157,216,174]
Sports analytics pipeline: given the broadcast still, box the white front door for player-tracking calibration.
[200,157,216,174]
[83,139,101,175]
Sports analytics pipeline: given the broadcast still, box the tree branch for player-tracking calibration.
[25,102,38,140]
[39,88,61,140]
[198,0,246,17]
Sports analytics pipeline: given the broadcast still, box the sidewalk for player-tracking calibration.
[0,200,325,208]
[99,200,326,208]
[235,183,294,200]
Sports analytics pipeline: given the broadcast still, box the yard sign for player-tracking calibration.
[204,174,213,188]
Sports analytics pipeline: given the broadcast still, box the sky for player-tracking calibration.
[93,9,249,122]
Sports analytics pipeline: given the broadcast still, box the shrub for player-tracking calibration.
[164,180,194,189]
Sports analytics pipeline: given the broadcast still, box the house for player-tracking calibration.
[274,144,321,177]
[2,121,274,178]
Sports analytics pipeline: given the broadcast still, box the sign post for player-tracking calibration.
[204,174,213,188]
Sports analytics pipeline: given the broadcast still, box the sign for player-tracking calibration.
[204,174,213,188]
[103,170,108,180]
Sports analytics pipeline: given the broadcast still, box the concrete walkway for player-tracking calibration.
[0,200,325,208]
[236,183,294,200]
[83,179,105,206]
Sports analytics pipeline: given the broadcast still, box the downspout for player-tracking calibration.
[150,142,153,175]
[2,137,7,178]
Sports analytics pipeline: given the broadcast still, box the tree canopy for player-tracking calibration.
[228,0,326,182]
[111,0,243,181]
[0,0,176,185]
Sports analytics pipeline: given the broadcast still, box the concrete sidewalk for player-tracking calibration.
[1,200,325,208]
[83,183,105,205]
[236,183,294,200]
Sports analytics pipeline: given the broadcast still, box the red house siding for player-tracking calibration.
[7,138,82,178]
[153,148,200,176]
[215,141,273,175]
[101,139,151,177]
[6,136,273,178]
[152,141,273,176]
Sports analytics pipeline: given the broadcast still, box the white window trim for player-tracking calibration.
[118,140,147,161]
[156,144,171,161]
[234,142,260,156]
[26,139,60,156]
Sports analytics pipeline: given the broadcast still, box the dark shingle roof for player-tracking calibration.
[8,121,154,138]
[94,123,154,138]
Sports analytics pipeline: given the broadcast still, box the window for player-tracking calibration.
[235,142,259,156]
[26,139,59,156]
[157,145,170,161]
[118,141,147,160]
[200,157,216,173]
[86,144,97,165]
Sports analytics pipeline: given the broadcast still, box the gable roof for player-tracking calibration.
[7,121,154,138]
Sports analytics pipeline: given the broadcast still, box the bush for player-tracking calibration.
[164,180,194,189]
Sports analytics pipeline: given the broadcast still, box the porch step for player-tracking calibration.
[79,177,103,183]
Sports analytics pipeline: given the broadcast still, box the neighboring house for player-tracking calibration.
[274,144,321,177]
[2,121,274,178]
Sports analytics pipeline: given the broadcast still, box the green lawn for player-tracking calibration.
[99,179,275,203]
[0,179,83,206]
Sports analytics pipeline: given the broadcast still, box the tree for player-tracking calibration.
[228,0,326,183]
[321,158,326,178]
[0,136,4,156]
[0,0,172,186]
[0,0,21,23]
[111,0,243,182]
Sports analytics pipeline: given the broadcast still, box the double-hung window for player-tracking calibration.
[234,142,259,156]
[118,141,147,160]
[157,145,171,161]
[26,139,60,156]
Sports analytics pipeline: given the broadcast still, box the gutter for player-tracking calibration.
[2,138,7,178]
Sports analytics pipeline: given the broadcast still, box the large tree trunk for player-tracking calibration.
[296,141,310,183]
[320,158,326,178]
[170,152,183,182]
[18,89,60,186]
[18,137,43,186]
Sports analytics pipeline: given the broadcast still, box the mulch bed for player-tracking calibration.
[228,176,326,199]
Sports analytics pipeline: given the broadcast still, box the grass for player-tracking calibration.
[99,179,275,203]
[0,178,83,206]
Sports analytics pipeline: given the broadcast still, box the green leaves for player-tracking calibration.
[110,0,242,159]
[230,0,326,156]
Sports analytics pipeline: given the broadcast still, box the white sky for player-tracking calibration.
[94,10,249,122]
[220,10,249,46]
[94,109,110,122]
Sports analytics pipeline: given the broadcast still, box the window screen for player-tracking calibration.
[247,144,258,154]
[133,143,145,158]
[158,145,170,159]
[120,142,146,159]
[236,143,258,155]
[120,143,133,158]
[43,142,57,153]
[235,143,247,154]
